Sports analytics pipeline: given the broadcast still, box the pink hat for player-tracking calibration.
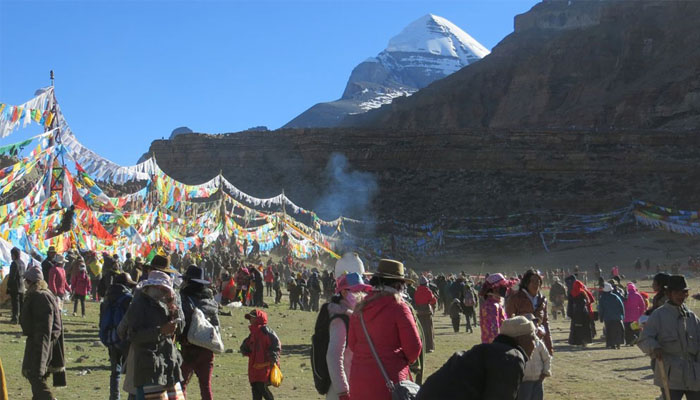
[335,272,372,294]
[485,273,506,286]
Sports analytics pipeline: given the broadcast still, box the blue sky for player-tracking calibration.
[0,0,539,165]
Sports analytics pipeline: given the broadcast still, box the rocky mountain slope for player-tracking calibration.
[347,0,700,131]
[283,14,489,128]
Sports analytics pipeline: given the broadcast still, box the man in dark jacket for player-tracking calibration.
[7,247,26,324]
[179,265,220,400]
[20,266,65,400]
[99,272,136,400]
[40,246,56,285]
[416,316,536,400]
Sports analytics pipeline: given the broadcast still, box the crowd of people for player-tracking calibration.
[2,243,700,400]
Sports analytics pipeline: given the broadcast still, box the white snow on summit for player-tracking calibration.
[386,14,490,63]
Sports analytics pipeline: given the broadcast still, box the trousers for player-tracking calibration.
[251,381,274,400]
[181,345,215,400]
[10,292,23,321]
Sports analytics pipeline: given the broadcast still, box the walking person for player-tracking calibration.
[623,282,646,345]
[505,269,553,354]
[70,261,91,317]
[599,282,625,349]
[40,246,56,286]
[479,273,510,344]
[347,259,422,400]
[6,247,26,324]
[548,276,567,320]
[638,275,700,399]
[100,273,137,400]
[462,281,477,332]
[415,276,437,352]
[517,314,552,400]
[179,265,220,400]
[568,279,595,347]
[119,266,185,399]
[264,265,274,297]
[20,266,66,400]
[448,297,464,333]
[47,254,70,314]
[240,309,281,400]
[325,272,371,400]
[273,272,282,304]
[416,316,537,400]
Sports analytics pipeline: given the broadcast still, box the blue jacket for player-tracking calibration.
[598,292,624,322]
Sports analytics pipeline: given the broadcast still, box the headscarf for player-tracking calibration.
[571,280,595,318]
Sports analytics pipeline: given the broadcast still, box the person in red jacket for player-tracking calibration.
[348,259,422,400]
[264,265,275,297]
[240,309,281,400]
[70,262,92,317]
[414,276,438,352]
[48,254,71,313]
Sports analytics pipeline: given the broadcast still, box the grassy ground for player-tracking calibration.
[2,284,698,400]
[1,229,699,399]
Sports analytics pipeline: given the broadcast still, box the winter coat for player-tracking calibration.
[326,300,353,400]
[118,288,184,388]
[70,270,92,296]
[348,289,422,400]
[415,285,437,316]
[505,289,553,354]
[416,334,528,400]
[448,298,464,320]
[522,338,552,382]
[598,292,624,322]
[179,282,220,344]
[638,302,700,391]
[48,265,70,297]
[264,267,274,283]
[41,258,53,286]
[20,280,65,379]
[624,283,646,323]
[6,259,26,295]
[548,281,566,306]
[240,311,281,383]
[480,296,506,344]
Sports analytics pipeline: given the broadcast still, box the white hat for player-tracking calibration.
[500,316,536,338]
[335,252,365,277]
[137,270,175,296]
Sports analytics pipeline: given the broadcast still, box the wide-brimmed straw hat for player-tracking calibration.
[372,259,414,284]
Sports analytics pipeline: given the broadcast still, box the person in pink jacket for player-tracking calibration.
[70,263,92,317]
[348,260,422,400]
[623,282,646,345]
[48,254,71,313]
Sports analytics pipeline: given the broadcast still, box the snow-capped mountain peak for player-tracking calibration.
[386,14,490,63]
[283,14,490,129]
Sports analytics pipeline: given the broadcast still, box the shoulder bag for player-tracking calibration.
[186,297,225,354]
[359,312,420,400]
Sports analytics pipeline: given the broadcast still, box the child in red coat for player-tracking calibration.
[240,309,281,400]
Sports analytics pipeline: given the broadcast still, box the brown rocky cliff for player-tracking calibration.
[150,128,700,222]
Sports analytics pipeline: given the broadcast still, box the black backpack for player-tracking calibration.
[311,296,350,395]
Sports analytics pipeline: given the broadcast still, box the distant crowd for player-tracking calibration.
[2,245,700,400]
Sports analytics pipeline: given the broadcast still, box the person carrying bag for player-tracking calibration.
[360,312,420,400]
